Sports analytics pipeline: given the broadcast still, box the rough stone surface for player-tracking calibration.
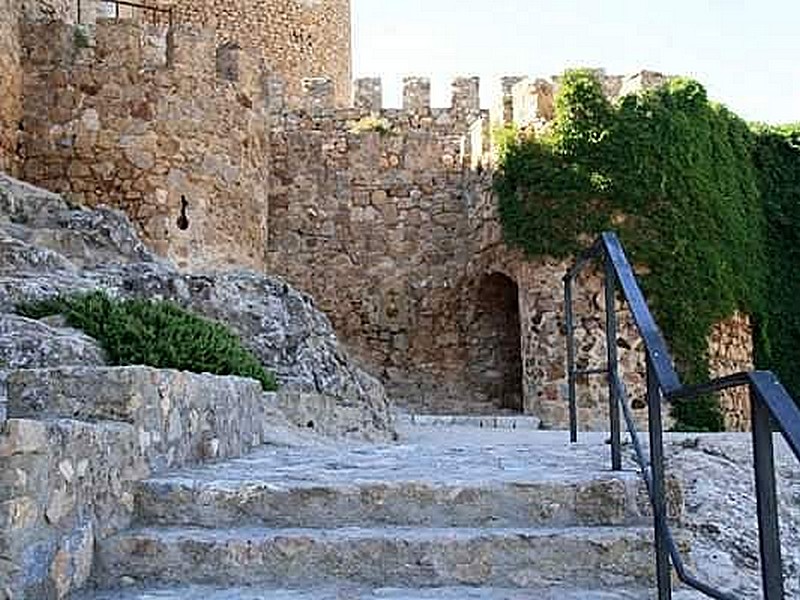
[0,365,284,599]
[94,525,658,589]
[0,314,106,370]
[666,434,800,598]
[70,585,707,600]
[0,172,393,442]
[151,0,352,107]
[133,429,660,531]
[0,417,146,600]
[6,367,275,470]
[0,0,21,176]
[708,312,754,431]
[0,169,159,268]
[20,20,271,272]
[89,425,689,596]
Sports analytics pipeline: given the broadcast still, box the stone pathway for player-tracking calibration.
[71,419,703,599]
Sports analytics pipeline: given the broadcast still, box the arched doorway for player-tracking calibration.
[468,272,524,412]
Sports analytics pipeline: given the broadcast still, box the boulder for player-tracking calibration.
[0,314,106,369]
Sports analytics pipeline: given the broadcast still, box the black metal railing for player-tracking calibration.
[564,232,800,600]
[76,0,174,27]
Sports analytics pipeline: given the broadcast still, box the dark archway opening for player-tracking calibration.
[469,272,524,412]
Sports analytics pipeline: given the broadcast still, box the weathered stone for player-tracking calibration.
[95,525,657,589]
[68,584,708,600]
[666,434,800,598]
[0,418,48,457]
[0,314,106,369]
[6,367,277,470]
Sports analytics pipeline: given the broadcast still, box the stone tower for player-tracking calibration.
[167,0,352,106]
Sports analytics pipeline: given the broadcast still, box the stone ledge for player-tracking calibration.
[6,366,271,471]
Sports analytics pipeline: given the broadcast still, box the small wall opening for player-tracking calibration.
[468,272,524,412]
[176,195,189,230]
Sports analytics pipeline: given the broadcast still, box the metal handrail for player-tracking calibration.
[564,231,800,600]
[76,0,174,27]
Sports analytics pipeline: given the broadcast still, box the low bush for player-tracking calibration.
[17,291,278,391]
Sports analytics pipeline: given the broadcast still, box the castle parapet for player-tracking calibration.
[619,70,668,97]
[492,75,525,126]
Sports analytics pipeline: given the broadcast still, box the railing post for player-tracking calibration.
[605,252,622,471]
[565,276,578,443]
[647,357,672,599]
[750,386,784,600]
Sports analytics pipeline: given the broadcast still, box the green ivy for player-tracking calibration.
[17,291,278,392]
[753,125,800,402]
[494,69,791,431]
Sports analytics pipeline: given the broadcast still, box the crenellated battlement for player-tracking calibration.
[22,19,273,108]
[271,75,484,118]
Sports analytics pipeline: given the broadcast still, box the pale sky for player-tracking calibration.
[352,0,799,124]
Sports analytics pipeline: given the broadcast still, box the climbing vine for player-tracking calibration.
[494,69,797,431]
[753,124,800,403]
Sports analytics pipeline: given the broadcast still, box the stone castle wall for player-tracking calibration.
[18,20,271,272]
[267,77,497,413]
[709,312,754,431]
[0,0,22,175]
[149,0,352,107]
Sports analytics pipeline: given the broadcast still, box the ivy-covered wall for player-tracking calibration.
[494,69,800,431]
[754,125,800,402]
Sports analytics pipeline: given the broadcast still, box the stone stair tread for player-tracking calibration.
[108,523,654,540]
[136,472,648,529]
[396,414,542,430]
[134,430,641,488]
[135,430,653,529]
[69,584,706,600]
[95,524,657,588]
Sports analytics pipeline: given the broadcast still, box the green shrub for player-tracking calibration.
[17,291,278,391]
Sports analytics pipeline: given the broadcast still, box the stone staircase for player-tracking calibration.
[70,421,697,599]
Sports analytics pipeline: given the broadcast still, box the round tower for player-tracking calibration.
[170,0,352,106]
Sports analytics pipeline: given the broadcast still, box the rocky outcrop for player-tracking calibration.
[666,434,800,598]
[0,173,393,439]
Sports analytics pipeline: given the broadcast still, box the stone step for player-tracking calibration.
[136,474,650,529]
[94,525,657,589]
[397,414,542,430]
[69,583,706,600]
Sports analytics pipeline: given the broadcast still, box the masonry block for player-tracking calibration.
[403,77,431,113]
[451,76,480,114]
[512,77,555,128]
[95,20,142,67]
[354,77,382,112]
[302,77,335,113]
[167,24,215,77]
